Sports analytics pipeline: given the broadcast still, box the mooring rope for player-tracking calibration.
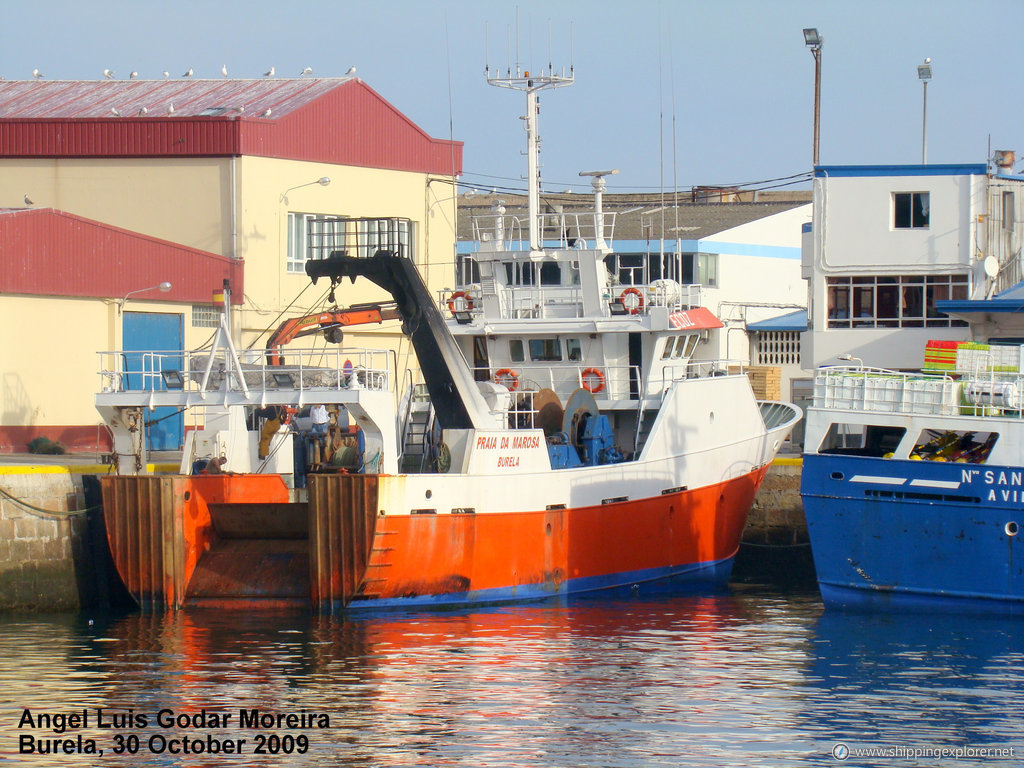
[0,484,94,519]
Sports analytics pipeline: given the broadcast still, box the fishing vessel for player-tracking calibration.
[95,67,799,613]
[801,337,1024,612]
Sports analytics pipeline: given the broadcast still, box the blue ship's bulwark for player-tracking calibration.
[801,453,1024,612]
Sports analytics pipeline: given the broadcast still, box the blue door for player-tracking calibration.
[123,312,184,451]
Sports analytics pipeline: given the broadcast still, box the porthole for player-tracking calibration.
[1006,521,1019,537]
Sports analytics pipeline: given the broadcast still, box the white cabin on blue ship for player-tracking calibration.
[801,159,1024,370]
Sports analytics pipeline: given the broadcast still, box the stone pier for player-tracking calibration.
[0,467,89,611]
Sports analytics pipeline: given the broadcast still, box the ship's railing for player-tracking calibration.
[478,358,749,408]
[469,210,617,251]
[98,346,393,395]
[478,364,639,404]
[440,280,703,321]
[813,366,962,416]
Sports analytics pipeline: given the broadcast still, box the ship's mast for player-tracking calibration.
[487,64,573,255]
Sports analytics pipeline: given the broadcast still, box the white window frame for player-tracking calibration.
[287,213,346,274]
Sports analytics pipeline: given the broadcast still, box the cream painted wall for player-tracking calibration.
[233,155,458,368]
[0,158,231,255]
[0,294,217,431]
[0,152,459,442]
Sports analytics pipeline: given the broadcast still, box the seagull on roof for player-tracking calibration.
[182,66,193,77]
[32,68,43,79]
[129,71,138,79]
[163,70,170,78]
[167,103,175,114]
[300,66,312,76]
[24,194,34,205]
[264,66,275,77]
[103,69,114,79]
[111,108,121,116]
[345,66,356,76]
[260,108,272,118]
[221,64,228,77]
[138,107,148,116]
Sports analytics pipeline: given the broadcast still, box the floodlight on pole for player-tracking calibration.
[118,281,172,313]
[918,58,932,164]
[280,176,332,204]
[803,28,823,167]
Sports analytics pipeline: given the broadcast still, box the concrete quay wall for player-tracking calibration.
[746,458,806,545]
[0,467,90,611]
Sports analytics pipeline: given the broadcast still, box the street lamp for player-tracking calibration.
[803,28,823,167]
[917,58,932,164]
[118,281,172,313]
[280,176,331,204]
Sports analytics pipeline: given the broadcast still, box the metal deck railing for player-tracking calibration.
[812,365,1024,418]
[98,346,392,397]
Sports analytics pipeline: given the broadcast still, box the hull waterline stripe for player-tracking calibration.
[849,475,907,486]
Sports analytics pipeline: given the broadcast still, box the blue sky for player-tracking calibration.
[2,0,1021,194]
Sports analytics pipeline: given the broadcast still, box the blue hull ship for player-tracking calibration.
[801,358,1024,612]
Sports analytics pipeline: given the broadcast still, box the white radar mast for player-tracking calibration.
[486,63,574,255]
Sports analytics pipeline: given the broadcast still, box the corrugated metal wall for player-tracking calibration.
[0,208,243,301]
[307,474,379,612]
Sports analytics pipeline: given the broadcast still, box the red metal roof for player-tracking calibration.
[0,207,243,303]
[0,78,462,175]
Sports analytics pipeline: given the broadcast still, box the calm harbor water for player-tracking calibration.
[0,587,1021,767]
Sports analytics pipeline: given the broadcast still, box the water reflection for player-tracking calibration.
[0,591,1020,767]
[803,611,1024,765]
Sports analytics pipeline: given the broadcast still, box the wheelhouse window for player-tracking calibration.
[540,262,561,286]
[893,192,930,229]
[528,338,562,362]
[826,275,967,329]
[509,339,525,363]
[1004,191,1016,231]
[566,338,582,362]
[661,334,698,360]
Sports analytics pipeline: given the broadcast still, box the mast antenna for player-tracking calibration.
[487,37,574,255]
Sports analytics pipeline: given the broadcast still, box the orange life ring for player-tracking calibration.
[619,287,644,314]
[581,367,606,393]
[447,291,475,314]
[493,368,519,391]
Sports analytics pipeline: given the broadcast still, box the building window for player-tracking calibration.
[683,253,718,287]
[826,274,967,329]
[756,331,801,365]
[287,213,345,273]
[1004,191,1015,231]
[893,192,929,229]
[356,218,411,259]
[191,305,220,328]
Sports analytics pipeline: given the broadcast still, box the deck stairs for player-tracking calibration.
[401,400,436,472]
